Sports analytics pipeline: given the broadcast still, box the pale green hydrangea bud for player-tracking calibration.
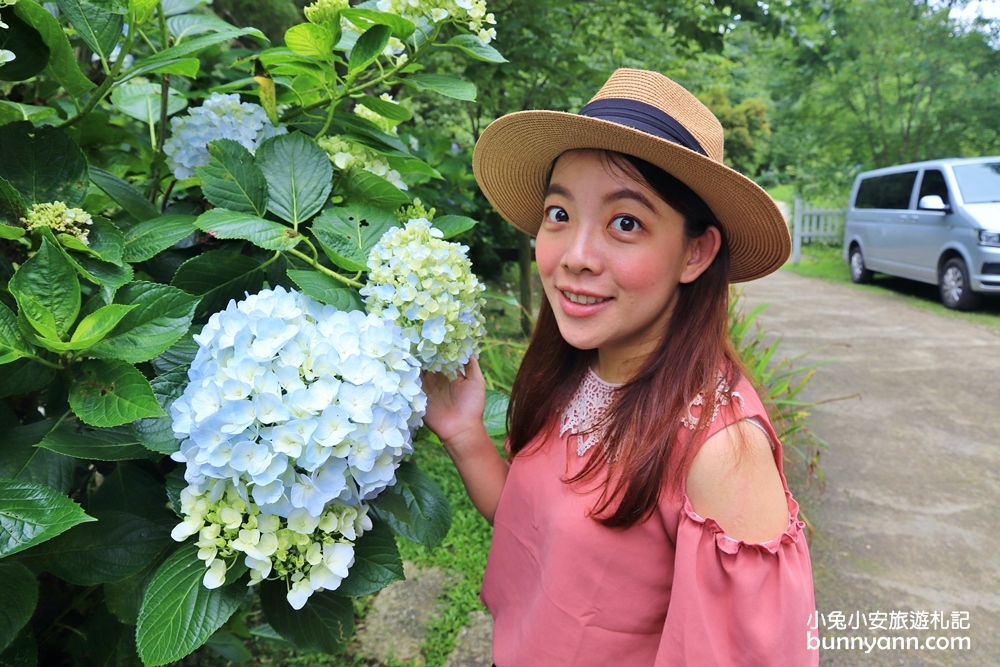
[304,0,349,25]
[363,218,486,377]
[396,198,436,224]
[374,0,497,43]
[21,202,93,245]
[317,135,408,190]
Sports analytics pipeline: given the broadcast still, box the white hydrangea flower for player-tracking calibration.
[163,93,287,179]
[0,50,13,66]
[362,218,486,377]
[374,0,497,43]
[317,135,408,190]
[170,287,426,608]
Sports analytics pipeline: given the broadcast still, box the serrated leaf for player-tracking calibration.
[122,214,196,262]
[56,0,124,61]
[0,479,95,558]
[104,554,160,626]
[90,167,159,222]
[86,281,200,364]
[128,28,267,72]
[196,139,268,216]
[0,177,27,227]
[404,73,477,101]
[110,83,188,126]
[285,270,364,311]
[483,390,509,438]
[69,360,165,428]
[85,217,126,266]
[12,1,96,98]
[132,365,188,455]
[0,562,37,653]
[343,169,410,209]
[194,209,300,251]
[0,302,36,365]
[38,420,152,461]
[10,236,80,340]
[440,33,507,63]
[256,133,332,226]
[151,328,198,374]
[166,14,237,41]
[348,24,391,73]
[356,94,411,122]
[136,543,246,666]
[377,461,451,548]
[71,303,136,343]
[0,121,89,207]
[340,8,415,39]
[260,581,353,653]
[115,56,200,85]
[30,510,172,586]
[0,101,57,126]
[170,251,264,318]
[284,23,334,59]
[311,203,398,272]
[335,521,403,597]
[0,420,75,494]
[75,254,134,290]
[0,359,56,400]
[432,214,477,239]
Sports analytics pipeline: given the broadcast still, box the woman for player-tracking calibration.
[422,69,818,666]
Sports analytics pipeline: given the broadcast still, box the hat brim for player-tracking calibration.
[472,110,790,283]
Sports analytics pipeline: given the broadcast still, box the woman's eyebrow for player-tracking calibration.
[544,183,573,200]
[603,188,656,211]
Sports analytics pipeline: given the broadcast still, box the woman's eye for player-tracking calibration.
[545,206,569,223]
[610,215,642,233]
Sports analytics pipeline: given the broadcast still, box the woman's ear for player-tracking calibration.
[679,226,722,284]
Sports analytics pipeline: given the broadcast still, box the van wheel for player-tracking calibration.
[849,246,873,284]
[939,258,980,310]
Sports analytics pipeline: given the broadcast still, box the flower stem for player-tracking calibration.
[285,248,364,288]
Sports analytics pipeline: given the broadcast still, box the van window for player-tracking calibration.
[855,171,918,209]
[952,162,1000,204]
[918,169,949,205]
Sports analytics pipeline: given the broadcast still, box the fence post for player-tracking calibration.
[792,196,802,264]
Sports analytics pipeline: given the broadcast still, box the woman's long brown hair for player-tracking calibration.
[506,151,744,528]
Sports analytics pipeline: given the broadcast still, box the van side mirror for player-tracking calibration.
[918,195,950,212]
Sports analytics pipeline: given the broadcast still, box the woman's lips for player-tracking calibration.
[558,289,612,316]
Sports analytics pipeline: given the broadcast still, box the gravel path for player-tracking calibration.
[741,270,1000,666]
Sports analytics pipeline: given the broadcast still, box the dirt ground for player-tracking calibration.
[741,270,1000,667]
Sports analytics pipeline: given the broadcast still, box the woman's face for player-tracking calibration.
[535,149,719,380]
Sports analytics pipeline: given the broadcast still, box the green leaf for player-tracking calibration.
[82,217,126,266]
[166,14,237,41]
[71,304,135,344]
[256,133,333,226]
[0,178,27,227]
[151,328,197,375]
[340,8,415,39]
[284,23,334,59]
[110,83,188,126]
[0,359,55,400]
[260,581,353,653]
[483,390,509,438]
[0,11,50,83]
[0,226,24,240]
[196,139,268,217]
[90,464,173,521]
[0,624,37,667]
[348,24,391,73]
[0,562,37,654]
[90,167,159,222]
[375,461,451,548]
[285,270,364,311]
[122,214,196,262]
[127,27,266,71]
[10,236,80,340]
[356,94,411,122]
[86,281,200,364]
[440,34,507,63]
[343,169,410,209]
[0,479,95,558]
[205,630,252,664]
[432,214,478,239]
[194,209,300,251]
[404,73,477,101]
[0,420,75,494]
[0,303,37,365]
[11,2,95,98]
[132,365,188,455]
[160,0,206,17]
[115,56,200,85]
[37,420,152,461]
[136,543,246,666]
[164,468,185,518]
[104,555,160,626]
[31,510,172,586]
[56,0,124,61]
[75,255,134,290]
[170,251,264,318]
[69,360,165,428]
[0,121,89,207]
[311,203,398,272]
[0,101,57,127]
[335,520,403,597]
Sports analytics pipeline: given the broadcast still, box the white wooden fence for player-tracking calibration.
[791,196,845,264]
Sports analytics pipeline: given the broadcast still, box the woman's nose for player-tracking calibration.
[561,223,603,274]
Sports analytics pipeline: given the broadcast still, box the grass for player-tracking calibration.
[783,244,1000,335]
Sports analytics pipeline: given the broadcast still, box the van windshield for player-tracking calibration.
[953,162,1000,204]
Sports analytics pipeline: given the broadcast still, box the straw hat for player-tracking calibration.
[472,68,790,283]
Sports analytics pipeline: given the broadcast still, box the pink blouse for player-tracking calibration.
[481,369,819,666]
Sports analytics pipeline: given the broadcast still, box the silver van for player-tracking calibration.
[842,157,1000,310]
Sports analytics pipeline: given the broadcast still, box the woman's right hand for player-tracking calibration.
[420,356,487,449]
